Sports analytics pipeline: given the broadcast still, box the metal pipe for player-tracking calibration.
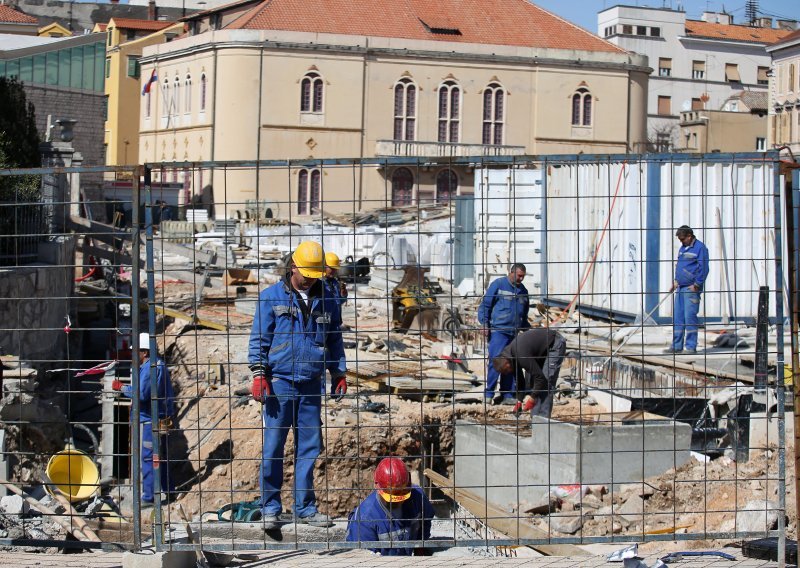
[130,166,142,549]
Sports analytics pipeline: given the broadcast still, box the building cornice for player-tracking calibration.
[139,38,652,74]
[678,35,770,49]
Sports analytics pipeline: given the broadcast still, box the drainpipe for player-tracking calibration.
[255,42,265,210]
[357,38,369,209]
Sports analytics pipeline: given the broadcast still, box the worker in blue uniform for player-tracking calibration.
[477,263,531,403]
[666,225,710,354]
[346,457,435,556]
[112,332,176,505]
[322,251,348,306]
[248,241,347,529]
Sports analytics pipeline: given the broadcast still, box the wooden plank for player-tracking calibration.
[424,469,588,557]
[154,305,227,332]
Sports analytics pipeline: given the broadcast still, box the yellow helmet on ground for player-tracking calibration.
[325,252,341,270]
[292,241,324,279]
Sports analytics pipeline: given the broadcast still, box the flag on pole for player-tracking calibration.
[142,68,158,96]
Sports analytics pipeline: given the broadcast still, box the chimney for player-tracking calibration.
[148,0,156,21]
[756,17,772,28]
[702,12,731,25]
[777,19,797,31]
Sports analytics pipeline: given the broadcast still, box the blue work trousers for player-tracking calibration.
[141,420,174,503]
[486,332,515,399]
[672,286,701,351]
[260,377,322,518]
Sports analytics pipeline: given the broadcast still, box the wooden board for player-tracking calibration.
[424,469,588,557]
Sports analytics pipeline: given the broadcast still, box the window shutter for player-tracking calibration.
[725,64,741,82]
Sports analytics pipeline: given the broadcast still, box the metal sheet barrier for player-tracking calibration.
[0,152,791,560]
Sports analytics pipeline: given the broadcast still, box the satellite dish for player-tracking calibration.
[681,99,691,111]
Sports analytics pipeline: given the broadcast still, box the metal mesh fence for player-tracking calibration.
[0,152,793,561]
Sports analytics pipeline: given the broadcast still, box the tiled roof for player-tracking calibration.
[228,0,624,53]
[0,4,37,25]
[108,18,175,31]
[685,20,791,44]
[728,90,768,112]
[770,28,800,47]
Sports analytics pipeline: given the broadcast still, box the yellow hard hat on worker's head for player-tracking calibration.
[292,241,324,279]
[325,252,341,270]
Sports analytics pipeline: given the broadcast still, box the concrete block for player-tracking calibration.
[749,411,794,459]
[616,495,644,524]
[122,551,197,568]
[547,511,587,534]
[736,500,780,534]
[0,495,28,516]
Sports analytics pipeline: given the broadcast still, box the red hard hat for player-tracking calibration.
[374,457,411,503]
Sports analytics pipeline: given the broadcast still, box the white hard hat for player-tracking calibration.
[139,332,151,350]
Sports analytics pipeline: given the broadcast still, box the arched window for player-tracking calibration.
[393,78,416,141]
[391,168,413,206]
[185,74,192,113]
[173,76,181,118]
[482,83,505,145]
[301,72,323,112]
[436,169,457,204]
[571,87,592,126]
[161,78,169,115]
[200,73,207,112]
[438,80,460,143]
[297,169,321,214]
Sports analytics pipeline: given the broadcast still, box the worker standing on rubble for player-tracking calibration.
[323,251,348,306]
[478,263,531,404]
[665,225,709,354]
[346,457,435,556]
[112,332,176,505]
[491,328,566,418]
[248,240,347,529]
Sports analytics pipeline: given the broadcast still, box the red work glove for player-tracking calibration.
[251,375,272,402]
[513,396,536,417]
[331,375,347,401]
[111,379,123,391]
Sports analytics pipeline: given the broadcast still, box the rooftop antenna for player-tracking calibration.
[745,0,758,25]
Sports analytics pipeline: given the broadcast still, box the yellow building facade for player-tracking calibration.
[138,1,650,217]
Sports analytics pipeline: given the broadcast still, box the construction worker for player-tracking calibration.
[491,328,566,418]
[478,263,531,404]
[666,225,709,354]
[112,332,176,505]
[323,251,348,306]
[345,457,435,556]
[248,240,347,529]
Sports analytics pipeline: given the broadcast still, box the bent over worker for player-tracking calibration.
[346,457,435,556]
[248,240,347,529]
[477,263,531,403]
[492,328,566,418]
[113,332,176,505]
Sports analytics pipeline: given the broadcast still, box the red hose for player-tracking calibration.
[75,256,98,282]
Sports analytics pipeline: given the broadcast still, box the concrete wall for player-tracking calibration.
[454,417,692,510]
[0,238,75,364]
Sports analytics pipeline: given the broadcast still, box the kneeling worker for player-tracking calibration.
[492,328,566,418]
[346,457,435,556]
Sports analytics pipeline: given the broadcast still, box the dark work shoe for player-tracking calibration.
[491,394,504,406]
[299,512,333,527]
[262,514,280,530]
[663,347,682,354]
[684,348,697,354]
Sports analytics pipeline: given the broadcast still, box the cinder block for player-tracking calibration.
[122,551,197,568]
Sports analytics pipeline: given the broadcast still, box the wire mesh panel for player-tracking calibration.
[0,152,791,559]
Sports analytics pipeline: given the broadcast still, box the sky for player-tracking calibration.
[534,0,799,33]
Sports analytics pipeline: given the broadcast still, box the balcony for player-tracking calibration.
[375,140,527,158]
[679,111,708,126]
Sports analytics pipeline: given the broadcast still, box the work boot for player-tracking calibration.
[663,347,682,354]
[299,511,333,527]
[491,394,504,406]
[684,348,697,354]
[262,514,280,530]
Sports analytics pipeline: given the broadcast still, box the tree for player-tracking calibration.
[0,76,40,201]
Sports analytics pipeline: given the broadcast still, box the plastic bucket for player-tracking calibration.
[584,362,604,385]
[45,447,100,502]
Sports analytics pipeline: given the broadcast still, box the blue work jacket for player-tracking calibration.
[323,276,346,307]
[675,238,710,289]
[477,276,531,335]
[345,486,434,556]
[122,356,176,421]
[248,275,346,382]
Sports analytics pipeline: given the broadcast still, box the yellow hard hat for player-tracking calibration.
[292,241,324,279]
[325,252,341,269]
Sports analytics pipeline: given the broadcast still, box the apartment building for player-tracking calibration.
[598,5,793,151]
[767,29,800,154]
[138,0,650,216]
